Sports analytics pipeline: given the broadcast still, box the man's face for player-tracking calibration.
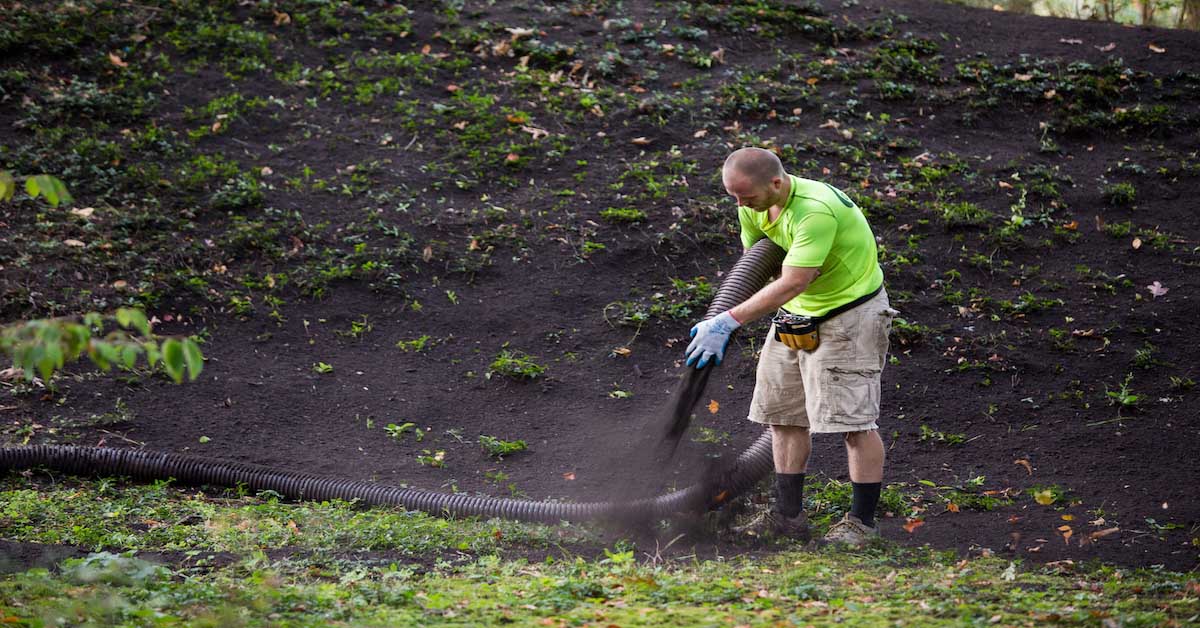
[724,173,778,213]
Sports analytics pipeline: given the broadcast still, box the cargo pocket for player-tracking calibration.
[821,364,881,425]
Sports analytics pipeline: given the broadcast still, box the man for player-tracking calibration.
[685,147,896,547]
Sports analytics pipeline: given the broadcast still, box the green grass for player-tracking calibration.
[1,476,1196,627]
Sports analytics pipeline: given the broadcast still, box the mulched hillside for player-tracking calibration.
[2,0,1198,570]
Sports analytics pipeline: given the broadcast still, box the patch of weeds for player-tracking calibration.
[479,435,527,459]
[334,315,373,341]
[890,318,935,347]
[384,422,418,442]
[1047,328,1075,352]
[691,426,730,445]
[599,207,647,223]
[998,292,1063,316]
[1102,182,1136,207]
[211,172,264,211]
[487,347,546,380]
[1090,373,1140,426]
[918,424,966,446]
[416,449,446,468]
[1131,342,1167,370]
[1168,376,1195,393]
[937,200,991,227]
[396,335,435,352]
[804,476,911,529]
[604,277,714,326]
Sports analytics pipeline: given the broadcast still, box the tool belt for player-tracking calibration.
[771,284,883,352]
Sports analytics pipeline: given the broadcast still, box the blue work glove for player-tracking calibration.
[685,311,741,369]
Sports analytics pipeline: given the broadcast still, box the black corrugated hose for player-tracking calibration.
[0,240,786,524]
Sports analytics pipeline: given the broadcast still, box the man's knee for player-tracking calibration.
[771,425,810,440]
[842,428,877,445]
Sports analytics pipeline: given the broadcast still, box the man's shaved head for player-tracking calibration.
[722,147,789,212]
[723,147,785,188]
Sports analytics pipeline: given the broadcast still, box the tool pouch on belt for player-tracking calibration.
[772,311,820,351]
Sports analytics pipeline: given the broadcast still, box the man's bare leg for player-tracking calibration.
[771,425,811,473]
[844,429,884,482]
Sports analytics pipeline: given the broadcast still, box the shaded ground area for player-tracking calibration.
[2,0,1198,571]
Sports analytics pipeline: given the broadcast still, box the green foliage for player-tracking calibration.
[918,424,966,446]
[0,308,203,387]
[605,278,714,326]
[0,172,72,206]
[395,335,434,352]
[479,435,528,459]
[599,207,647,223]
[1102,182,1137,207]
[487,348,546,380]
[937,200,991,226]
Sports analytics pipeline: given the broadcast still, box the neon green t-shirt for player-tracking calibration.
[737,175,883,317]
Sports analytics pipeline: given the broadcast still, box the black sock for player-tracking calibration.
[773,473,805,518]
[850,482,882,527]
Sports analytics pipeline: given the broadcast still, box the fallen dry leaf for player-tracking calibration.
[1061,514,1075,521]
[520,125,549,140]
[1014,459,1033,476]
[630,136,652,146]
[611,347,631,357]
[562,472,576,481]
[707,399,720,414]
[1132,237,1142,249]
[1096,42,1117,52]
[1148,43,1166,54]
[902,518,924,533]
[1089,527,1120,542]
[273,10,291,25]
[445,84,460,93]
[1013,73,1033,81]
[1058,525,1073,544]
[70,207,95,218]
[422,245,433,262]
[1146,281,1168,298]
[63,238,84,248]
[946,502,960,513]
[693,129,708,138]
[1034,490,1056,506]
[504,153,520,163]
[1059,38,1083,45]
[819,119,840,129]
[108,52,128,68]
[112,280,128,289]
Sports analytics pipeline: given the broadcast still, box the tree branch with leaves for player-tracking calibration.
[1,173,204,388]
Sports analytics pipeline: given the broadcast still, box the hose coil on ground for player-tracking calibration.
[0,240,786,523]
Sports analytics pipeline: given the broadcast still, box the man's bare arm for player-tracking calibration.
[728,265,820,324]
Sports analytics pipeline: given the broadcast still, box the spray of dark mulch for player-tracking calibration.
[584,364,747,536]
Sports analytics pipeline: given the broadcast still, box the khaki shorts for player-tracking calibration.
[748,288,897,433]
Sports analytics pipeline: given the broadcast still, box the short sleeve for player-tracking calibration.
[738,207,765,251]
[783,212,836,267]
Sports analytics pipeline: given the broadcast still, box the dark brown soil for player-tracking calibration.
[3,0,1198,572]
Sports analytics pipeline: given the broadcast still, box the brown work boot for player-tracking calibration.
[821,513,879,548]
[731,508,811,543]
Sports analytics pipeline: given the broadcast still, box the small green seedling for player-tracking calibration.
[385,422,417,441]
[312,362,334,374]
[416,449,445,467]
